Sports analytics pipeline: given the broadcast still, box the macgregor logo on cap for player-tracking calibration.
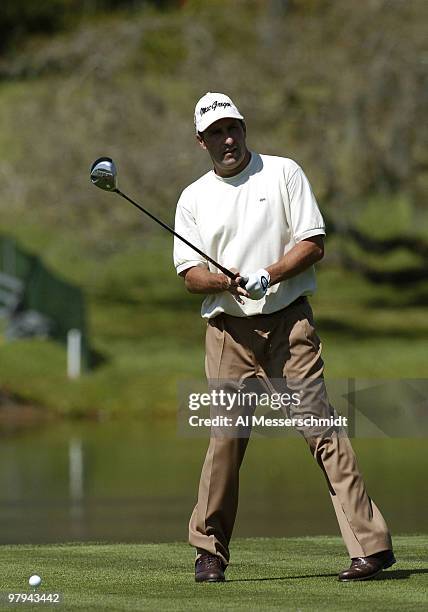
[199,101,232,117]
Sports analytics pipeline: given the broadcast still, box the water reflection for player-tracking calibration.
[0,420,426,544]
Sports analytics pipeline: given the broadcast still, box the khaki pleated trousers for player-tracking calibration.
[189,297,392,566]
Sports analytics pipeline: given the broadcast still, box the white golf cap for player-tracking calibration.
[194,92,244,133]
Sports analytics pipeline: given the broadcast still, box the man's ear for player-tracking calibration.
[196,133,207,151]
[241,120,247,135]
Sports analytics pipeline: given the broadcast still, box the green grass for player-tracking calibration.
[0,536,426,610]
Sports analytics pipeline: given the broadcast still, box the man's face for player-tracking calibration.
[197,117,249,177]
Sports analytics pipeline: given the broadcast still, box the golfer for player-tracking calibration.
[173,92,395,582]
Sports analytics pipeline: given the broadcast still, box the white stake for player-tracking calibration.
[67,328,81,379]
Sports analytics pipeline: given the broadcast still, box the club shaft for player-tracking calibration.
[115,189,239,281]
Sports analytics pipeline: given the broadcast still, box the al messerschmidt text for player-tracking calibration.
[189,415,348,428]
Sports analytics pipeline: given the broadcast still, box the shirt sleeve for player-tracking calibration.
[173,189,208,275]
[287,166,326,242]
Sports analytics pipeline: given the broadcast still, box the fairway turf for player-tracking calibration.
[0,536,426,610]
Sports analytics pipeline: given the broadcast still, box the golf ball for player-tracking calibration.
[29,575,42,588]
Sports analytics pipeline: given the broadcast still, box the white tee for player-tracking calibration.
[173,152,325,319]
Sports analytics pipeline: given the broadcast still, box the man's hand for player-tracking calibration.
[227,268,249,304]
[241,268,270,300]
[181,266,249,302]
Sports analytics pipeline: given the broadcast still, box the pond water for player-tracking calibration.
[0,420,426,544]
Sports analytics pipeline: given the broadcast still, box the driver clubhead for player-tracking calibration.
[90,157,117,191]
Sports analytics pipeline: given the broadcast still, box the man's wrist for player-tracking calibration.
[266,262,292,286]
[215,273,230,292]
[184,268,230,294]
[265,266,279,286]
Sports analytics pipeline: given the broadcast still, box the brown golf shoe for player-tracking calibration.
[338,549,396,581]
[195,552,226,583]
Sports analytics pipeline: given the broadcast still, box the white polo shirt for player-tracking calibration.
[173,152,325,319]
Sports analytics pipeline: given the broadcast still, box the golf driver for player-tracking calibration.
[90,157,247,286]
